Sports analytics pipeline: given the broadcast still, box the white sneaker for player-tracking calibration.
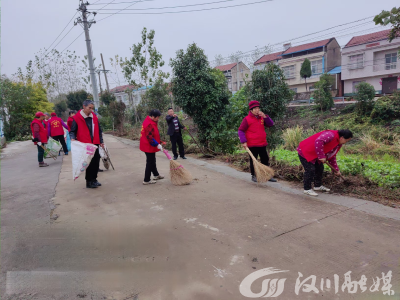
[153,175,164,180]
[304,190,318,196]
[313,185,331,192]
[143,180,157,185]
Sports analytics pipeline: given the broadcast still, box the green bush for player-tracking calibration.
[99,116,113,131]
[313,73,334,111]
[354,82,376,116]
[370,92,400,123]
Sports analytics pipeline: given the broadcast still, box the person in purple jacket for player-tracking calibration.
[238,100,277,183]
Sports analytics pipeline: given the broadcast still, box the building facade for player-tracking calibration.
[215,62,251,92]
[341,29,400,96]
[109,84,152,107]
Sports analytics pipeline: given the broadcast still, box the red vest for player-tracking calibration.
[31,119,48,144]
[67,117,73,130]
[244,112,267,147]
[49,117,65,136]
[299,130,340,162]
[73,110,100,144]
[140,116,160,153]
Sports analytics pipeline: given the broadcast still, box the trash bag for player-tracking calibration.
[65,129,71,152]
[71,141,98,181]
[47,137,62,156]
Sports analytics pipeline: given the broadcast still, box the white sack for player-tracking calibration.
[47,137,62,154]
[71,141,98,181]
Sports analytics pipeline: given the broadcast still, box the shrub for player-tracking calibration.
[282,126,303,151]
[313,73,334,111]
[354,82,376,116]
[370,92,400,123]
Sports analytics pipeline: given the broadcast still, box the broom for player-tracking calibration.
[245,147,274,183]
[162,149,192,186]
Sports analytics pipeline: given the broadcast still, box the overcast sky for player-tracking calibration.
[1,0,398,89]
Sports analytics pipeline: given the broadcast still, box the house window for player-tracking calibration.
[352,81,365,93]
[349,54,364,69]
[282,65,296,79]
[311,59,323,75]
[385,53,397,70]
[290,88,298,93]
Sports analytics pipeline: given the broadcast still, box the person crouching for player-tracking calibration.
[298,129,353,196]
[69,100,104,189]
[140,109,165,185]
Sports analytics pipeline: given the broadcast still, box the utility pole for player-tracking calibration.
[100,53,110,92]
[76,1,100,109]
[236,57,240,93]
[97,71,103,94]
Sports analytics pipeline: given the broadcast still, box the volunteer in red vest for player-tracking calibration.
[238,100,277,183]
[69,100,104,189]
[31,112,49,167]
[43,113,50,128]
[139,109,165,185]
[48,112,69,155]
[297,129,353,196]
[67,110,76,129]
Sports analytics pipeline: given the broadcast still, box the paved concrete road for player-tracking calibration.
[1,136,399,300]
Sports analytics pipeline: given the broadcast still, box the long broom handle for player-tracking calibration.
[163,149,173,160]
[184,127,208,156]
[102,145,115,170]
[41,145,57,160]
[325,161,346,181]
[245,146,258,162]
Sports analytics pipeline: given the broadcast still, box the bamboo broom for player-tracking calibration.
[162,149,192,186]
[245,147,274,183]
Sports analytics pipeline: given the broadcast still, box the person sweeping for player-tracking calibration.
[31,112,49,167]
[238,100,277,183]
[297,129,353,196]
[48,112,69,155]
[140,109,165,185]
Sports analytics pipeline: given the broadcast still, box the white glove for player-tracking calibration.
[157,144,163,151]
[37,142,42,146]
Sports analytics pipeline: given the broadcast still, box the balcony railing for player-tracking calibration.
[373,61,398,72]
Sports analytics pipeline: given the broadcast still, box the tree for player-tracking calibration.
[300,59,312,91]
[374,7,400,42]
[354,82,376,116]
[100,91,116,106]
[312,73,334,111]
[66,90,89,111]
[246,64,293,149]
[170,43,231,151]
[109,101,126,134]
[54,100,68,117]
[122,27,169,87]
[139,77,171,113]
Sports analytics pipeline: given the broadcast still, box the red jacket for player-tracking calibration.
[49,117,65,136]
[299,130,340,162]
[31,119,48,144]
[140,116,160,153]
[244,112,267,147]
[73,110,100,144]
[67,117,73,130]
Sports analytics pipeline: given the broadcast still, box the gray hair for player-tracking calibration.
[83,99,94,107]
[44,113,50,116]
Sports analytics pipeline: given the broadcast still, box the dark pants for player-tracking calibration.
[248,146,270,176]
[170,132,185,158]
[37,145,44,163]
[144,152,159,182]
[52,135,68,154]
[299,154,324,190]
[85,148,100,182]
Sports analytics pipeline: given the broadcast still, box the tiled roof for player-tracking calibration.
[215,63,237,71]
[254,51,284,65]
[281,39,332,56]
[344,29,392,48]
[110,84,136,93]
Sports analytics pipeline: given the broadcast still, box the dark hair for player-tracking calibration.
[168,107,173,110]
[338,129,353,139]
[69,110,76,116]
[149,109,161,117]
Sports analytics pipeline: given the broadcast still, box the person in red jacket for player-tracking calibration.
[238,100,277,183]
[31,112,49,167]
[69,100,104,189]
[48,112,69,155]
[67,110,76,130]
[140,109,165,185]
[297,129,353,196]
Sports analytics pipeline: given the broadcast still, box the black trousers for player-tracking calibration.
[248,146,270,176]
[144,152,160,182]
[85,148,100,182]
[37,145,44,163]
[52,135,68,153]
[299,154,324,190]
[170,132,185,158]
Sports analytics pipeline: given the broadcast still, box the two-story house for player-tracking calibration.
[109,84,152,107]
[341,29,400,96]
[215,62,251,92]
[254,51,284,70]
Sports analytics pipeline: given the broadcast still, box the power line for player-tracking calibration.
[96,0,242,10]
[45,26,77,57]
[97,0,144,22]
[96,0,273,14]
[91,0,156,4]
[60,32,84,54]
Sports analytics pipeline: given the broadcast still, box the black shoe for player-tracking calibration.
[268,178,277,182]
[173,156,178,160]
[93,180,102,186]
[251,175,257,182]
[64,152,68,156]
[181,156,187,159]
[98,169,103,172]
[86,181,98,188]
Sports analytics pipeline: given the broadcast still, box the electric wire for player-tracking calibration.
[95,0,241,10]
[97,0,144,22]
